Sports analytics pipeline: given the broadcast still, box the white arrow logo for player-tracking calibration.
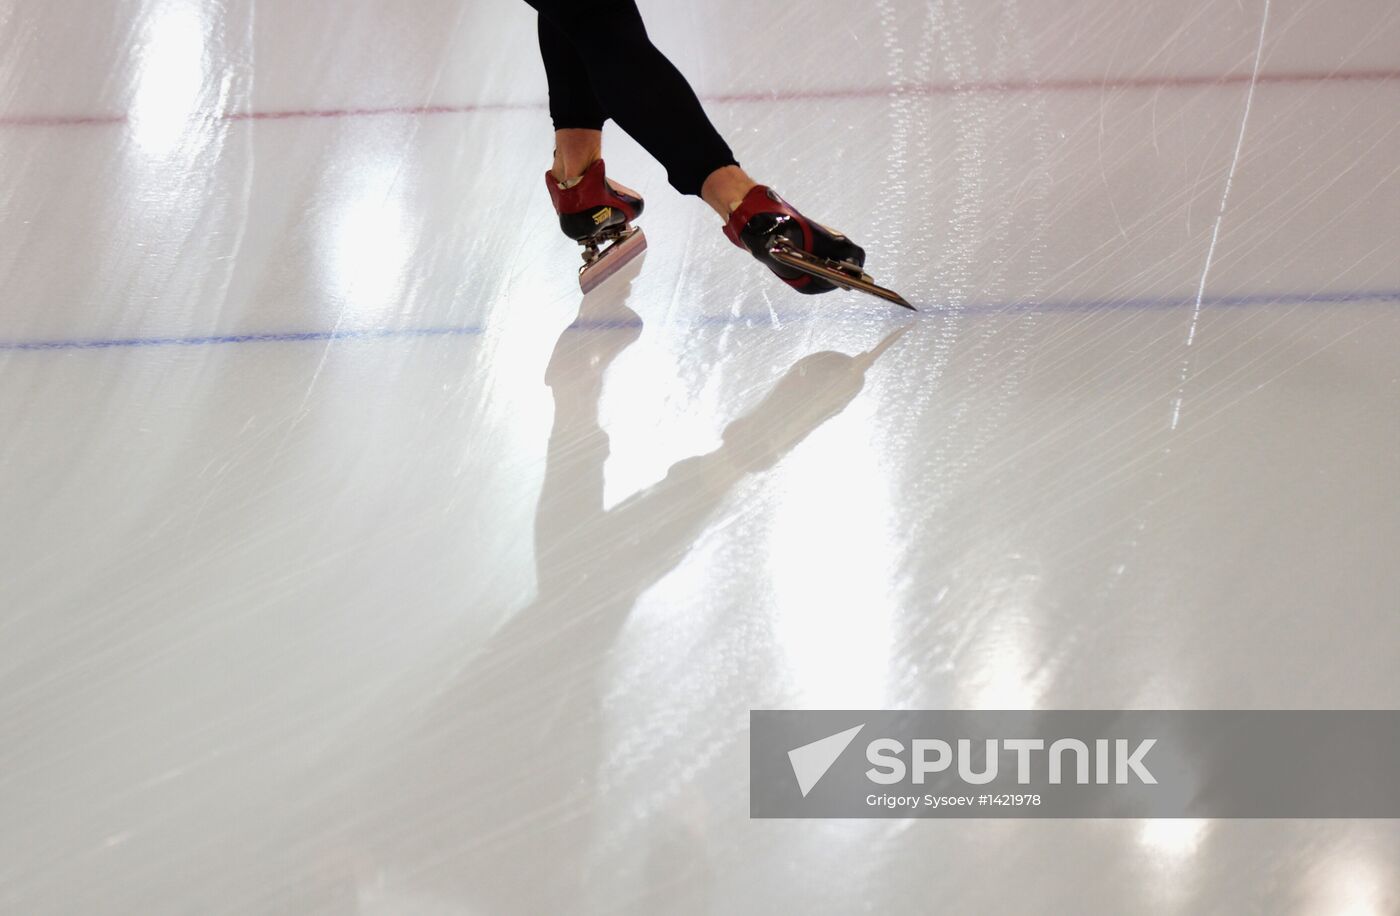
[788,724,865,797]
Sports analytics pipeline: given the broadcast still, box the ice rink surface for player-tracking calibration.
[2,0,1399,912]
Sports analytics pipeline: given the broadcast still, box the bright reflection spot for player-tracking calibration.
[964,634,1040,709]
[770,398,895,708]
[1135,817,1207,907]
[130,3,209,154]
[956,571,1044,709]
[322,162,414,321]
[601,341,723,508]
[1312,854,1391,916]
[1137,818,1208,862]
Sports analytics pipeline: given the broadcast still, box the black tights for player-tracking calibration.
[527,0,738,196]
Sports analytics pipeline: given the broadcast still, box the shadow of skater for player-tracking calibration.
[355,279,907,913]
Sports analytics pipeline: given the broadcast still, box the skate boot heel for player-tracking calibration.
[546,159,647,294]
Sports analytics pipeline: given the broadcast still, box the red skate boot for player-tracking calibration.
[722,186,913,310]
[546,159,648,294]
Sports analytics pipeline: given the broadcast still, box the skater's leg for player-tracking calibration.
[537,13,606,134]
[528,0,905,302]
[527,0,737,197]
[537,12,651,292]
[552,129,602,184]
[538,13,605,181]
[538,13,641,197]
[535,0,751,211]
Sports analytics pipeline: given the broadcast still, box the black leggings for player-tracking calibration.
[527,0,738,196]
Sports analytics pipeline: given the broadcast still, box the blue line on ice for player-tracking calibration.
[2,288,1397,353]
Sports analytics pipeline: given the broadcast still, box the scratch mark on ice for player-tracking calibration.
[1171,0,1271,430]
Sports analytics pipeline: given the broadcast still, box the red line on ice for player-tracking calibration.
[1,68,1396,128]
[0,113,129,127]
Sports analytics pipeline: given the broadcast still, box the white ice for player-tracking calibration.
[1,0,1398,912]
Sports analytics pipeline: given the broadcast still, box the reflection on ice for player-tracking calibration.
[321,161,415,321]
[129,2,209,155]
[958,571,1045,709]
[1309,851,1394,916]
[771,395,897,708]
[1137,817,1208,863]
[964,634,1041,709]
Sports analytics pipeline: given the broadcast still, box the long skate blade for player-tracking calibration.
[580,229,647,294]
[769,242,916,310]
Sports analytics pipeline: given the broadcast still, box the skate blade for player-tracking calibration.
[580,228,647,294]
[769,241,916,310]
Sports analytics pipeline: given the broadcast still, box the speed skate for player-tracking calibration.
[721,185,912,309]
